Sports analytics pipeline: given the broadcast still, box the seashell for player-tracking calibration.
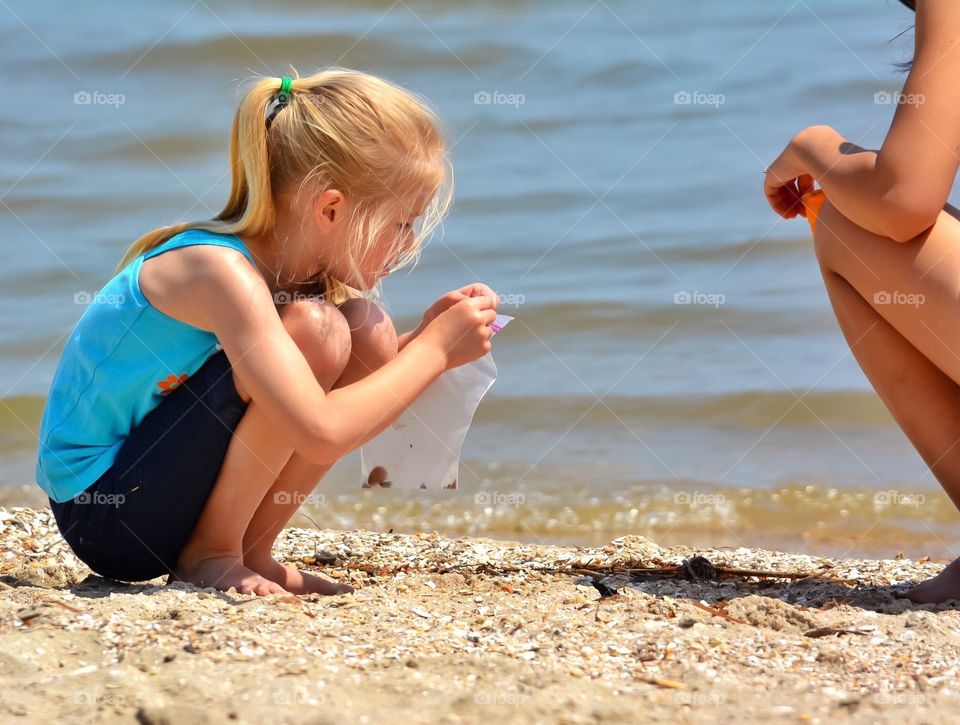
[365,466,390,488]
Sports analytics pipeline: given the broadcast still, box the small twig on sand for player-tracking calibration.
[804,626,870,638]
[41,597,83,614]
[686,600,748,625]
[639,675,686,689]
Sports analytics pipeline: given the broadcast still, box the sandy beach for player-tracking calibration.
[0,506,957,723]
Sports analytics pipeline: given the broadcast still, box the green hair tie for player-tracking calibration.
[266,76,294,128]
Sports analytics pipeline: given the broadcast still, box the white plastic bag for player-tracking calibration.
[360,314,513,490]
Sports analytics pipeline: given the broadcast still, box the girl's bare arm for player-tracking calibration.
[184,251,494,466]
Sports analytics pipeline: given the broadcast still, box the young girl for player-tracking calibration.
[764,0,960,603]
[36,69,499,596]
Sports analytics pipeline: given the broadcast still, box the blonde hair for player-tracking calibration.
[115,68,453,305]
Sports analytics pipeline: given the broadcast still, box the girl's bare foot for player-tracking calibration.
[246,555,353,595]
[906,557,960,605]
[175,554,288,596]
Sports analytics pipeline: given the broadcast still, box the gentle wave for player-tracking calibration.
[478,389,894,429]
[0,387,895,452]
[79,32,522,76]
[499,300,835,337]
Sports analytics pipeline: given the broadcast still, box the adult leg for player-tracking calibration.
[812,200,960,603]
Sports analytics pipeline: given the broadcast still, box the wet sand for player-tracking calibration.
[2,506,959,724]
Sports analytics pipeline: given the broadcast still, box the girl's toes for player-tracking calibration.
[256,579,286,596]
[238,574,288,596]
[266,580,288,595]
[239,582,260,595]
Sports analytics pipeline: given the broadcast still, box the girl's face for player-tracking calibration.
[360,203,423,287]
[311,189,427,290]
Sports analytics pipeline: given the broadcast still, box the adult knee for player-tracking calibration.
[279,300,352,390]
[812,199,844,271]
[338,297,398,371]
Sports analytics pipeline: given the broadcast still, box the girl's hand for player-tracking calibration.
[416,296,499,370]
[421,283,499,328]
[400,284,499,351]
[764,129,818,220]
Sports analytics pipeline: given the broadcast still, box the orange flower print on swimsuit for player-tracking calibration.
[157,373,188,395]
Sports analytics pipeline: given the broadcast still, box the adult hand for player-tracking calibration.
[764,128,822,219]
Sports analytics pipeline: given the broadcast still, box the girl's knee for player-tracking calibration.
[338,297,398,368]
[279,300,352,386]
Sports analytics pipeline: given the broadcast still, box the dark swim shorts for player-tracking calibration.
[49,350,248,582]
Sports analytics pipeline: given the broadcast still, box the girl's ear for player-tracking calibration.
[314,189,346,229]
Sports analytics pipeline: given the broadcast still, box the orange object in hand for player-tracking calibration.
[801,188,827,235]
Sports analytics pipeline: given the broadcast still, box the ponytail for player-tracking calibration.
[115,68,452,307]
[114,77,284,274]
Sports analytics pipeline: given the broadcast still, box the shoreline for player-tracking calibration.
[2,483,957,563]
[2,506,960,723]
